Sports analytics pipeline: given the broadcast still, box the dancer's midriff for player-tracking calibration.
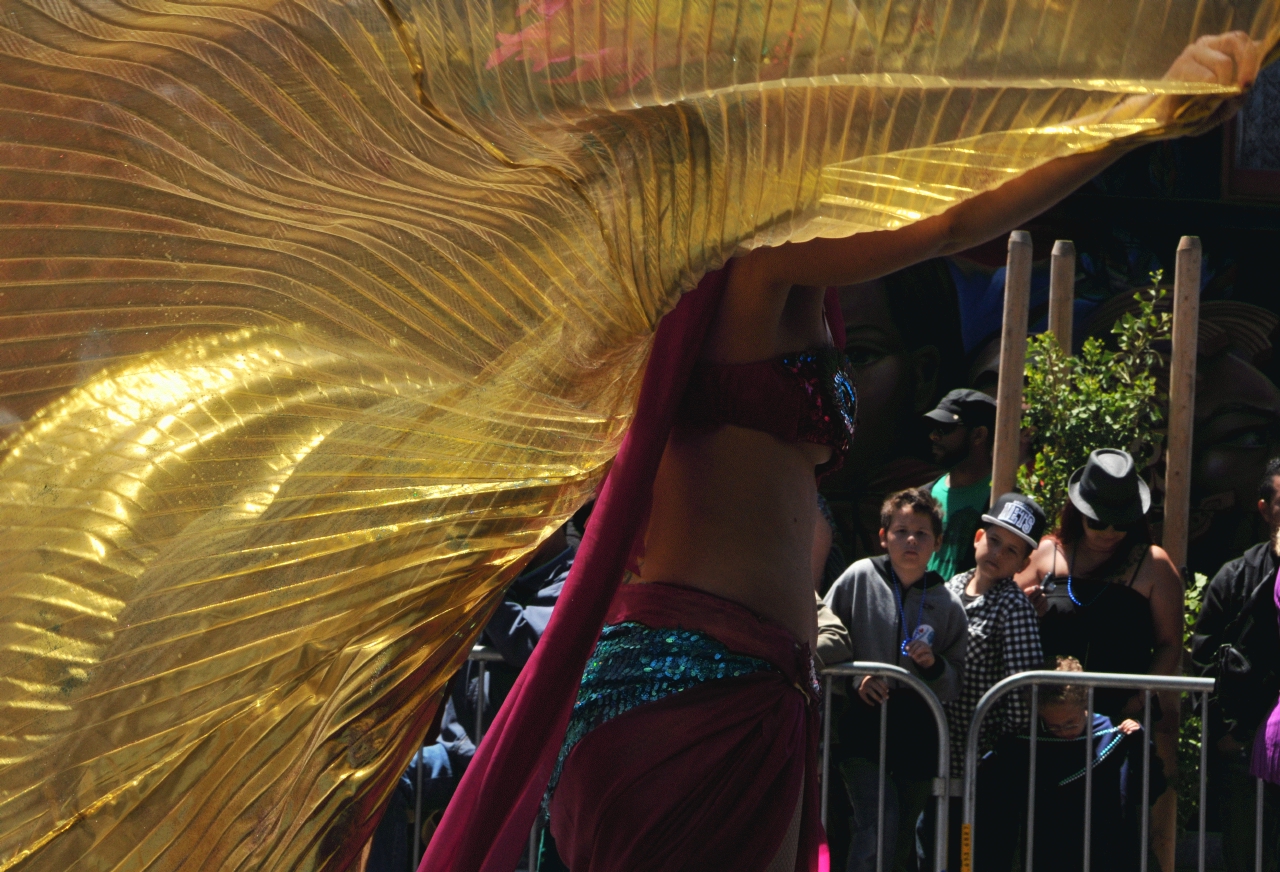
[635,422,828,649]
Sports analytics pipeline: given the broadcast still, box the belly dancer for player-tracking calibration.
[425,33,1261,872]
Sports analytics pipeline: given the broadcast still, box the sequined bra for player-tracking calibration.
[678,346,857,475]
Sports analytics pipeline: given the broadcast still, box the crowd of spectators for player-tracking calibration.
[367,442,1280,872]
[814,443,1280,872]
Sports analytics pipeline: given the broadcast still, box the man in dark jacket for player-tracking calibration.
[1191,459,1280,872]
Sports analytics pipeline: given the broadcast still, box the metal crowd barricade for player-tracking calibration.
[410,657,1272,872]
[820,662,952,872]
[417,657,951,872]
[959,670,1270,872]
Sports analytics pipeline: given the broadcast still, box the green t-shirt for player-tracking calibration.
[927,474,992,581]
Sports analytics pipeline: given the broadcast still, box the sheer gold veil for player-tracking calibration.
[0,0,1274,867]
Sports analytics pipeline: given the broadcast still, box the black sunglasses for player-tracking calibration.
[929,422,963,436]
[1084,516,1136,532]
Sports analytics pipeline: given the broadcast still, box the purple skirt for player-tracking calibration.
[1253,708,1280,784]
[1250,567,1280,785]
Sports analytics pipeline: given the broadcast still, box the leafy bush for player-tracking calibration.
[1178,572,1210,834]
[1018,276,1173,523]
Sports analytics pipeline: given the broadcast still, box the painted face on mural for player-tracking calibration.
[1191,349,1280,565]
[1076,293,1280,573]
[832,280,940,484]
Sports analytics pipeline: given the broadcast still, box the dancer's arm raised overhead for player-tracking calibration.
[737,31,1262,294]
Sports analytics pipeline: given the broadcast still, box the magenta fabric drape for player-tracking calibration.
[419,275,845,870]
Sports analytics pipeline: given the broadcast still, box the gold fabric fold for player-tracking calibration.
[0,0,1276,868]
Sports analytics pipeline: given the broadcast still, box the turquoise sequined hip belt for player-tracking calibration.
[546,621,775,802]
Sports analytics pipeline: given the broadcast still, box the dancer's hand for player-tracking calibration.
[858,675,890,706]
[1142,31,1263,125]
[905,639,936,670]
[1117,719,1143,736]
[1164,32,1261,90]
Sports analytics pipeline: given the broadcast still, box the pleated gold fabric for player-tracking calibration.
[0,0,1275,868]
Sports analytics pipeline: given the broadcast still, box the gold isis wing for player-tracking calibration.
[0,0,1275,868]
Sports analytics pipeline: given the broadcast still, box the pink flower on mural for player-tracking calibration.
[486,0,809,92]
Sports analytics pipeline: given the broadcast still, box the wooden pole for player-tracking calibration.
[1152,235,1200,872]
[1048,239,1075,353]
[990,231,1033,504]
[1163,235,1200,572]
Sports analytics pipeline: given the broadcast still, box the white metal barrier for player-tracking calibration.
[413,655,951,872]
[405,655,1273,872]
[960,670,1271,872]
[820,662,952,872]
[482,659,951,872]
[412,647,507,862]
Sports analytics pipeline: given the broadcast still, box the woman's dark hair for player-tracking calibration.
[1052,500,1152,580]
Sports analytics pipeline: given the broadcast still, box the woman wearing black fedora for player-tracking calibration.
[1014,448,1183,867]
[1014,448,1183,719]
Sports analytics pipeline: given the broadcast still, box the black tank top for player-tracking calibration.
[1039,544,1156,718]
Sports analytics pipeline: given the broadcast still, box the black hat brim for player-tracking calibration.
[1067,463,1152,525]
[980,513,1040,549]
[924,408,961,424]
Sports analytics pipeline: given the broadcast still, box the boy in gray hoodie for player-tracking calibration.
[824,487,967,872]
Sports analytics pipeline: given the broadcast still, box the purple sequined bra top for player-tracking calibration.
[678,345,857,476]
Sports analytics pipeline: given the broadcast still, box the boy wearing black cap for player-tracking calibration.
[928,493,1046,870]
[923,389,998,581]
[945,493,1047,762]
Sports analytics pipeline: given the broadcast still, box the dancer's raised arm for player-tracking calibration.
[743,31,1261,292]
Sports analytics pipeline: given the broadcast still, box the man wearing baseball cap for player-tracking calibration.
[923,389,998,581]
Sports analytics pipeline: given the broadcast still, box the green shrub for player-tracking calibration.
[1178,572,1210,834]
[1017,276,1172,522]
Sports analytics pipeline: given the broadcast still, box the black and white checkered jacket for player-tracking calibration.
[944,571,1044,777]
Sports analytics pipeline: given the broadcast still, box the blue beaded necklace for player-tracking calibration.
[889,564,927,654]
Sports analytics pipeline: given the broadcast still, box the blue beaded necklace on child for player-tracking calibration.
[888,563,927,654]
